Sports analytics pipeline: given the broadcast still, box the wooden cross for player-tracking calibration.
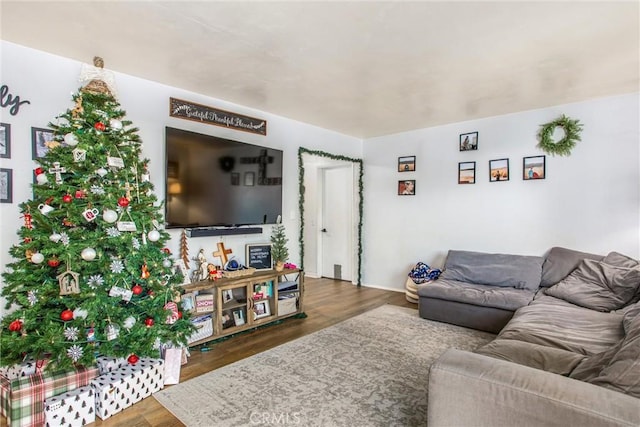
[213,242,232,266]
[49,162,66,184]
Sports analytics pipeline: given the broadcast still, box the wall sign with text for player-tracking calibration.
[169,97,267,136]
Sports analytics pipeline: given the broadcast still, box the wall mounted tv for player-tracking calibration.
[165,127,283,229]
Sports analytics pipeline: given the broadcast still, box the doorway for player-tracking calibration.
[298,148,363,285]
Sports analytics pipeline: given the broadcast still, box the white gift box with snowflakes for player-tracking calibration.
[91,358,164,420]
[44,385,94,427]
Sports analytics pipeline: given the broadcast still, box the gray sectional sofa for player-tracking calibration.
[420,247,640,427]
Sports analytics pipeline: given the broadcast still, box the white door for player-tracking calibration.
[320,166,353,281]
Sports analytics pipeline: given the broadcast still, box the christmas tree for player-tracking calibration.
[0,58,194,371]
[270,223,289,268]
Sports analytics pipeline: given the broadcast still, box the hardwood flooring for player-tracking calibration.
[2,278,415,427]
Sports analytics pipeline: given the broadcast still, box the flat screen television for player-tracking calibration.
[165,127,283,229]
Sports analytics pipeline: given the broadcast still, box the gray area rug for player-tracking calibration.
[155,304,494,426]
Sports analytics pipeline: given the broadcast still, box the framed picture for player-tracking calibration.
[231,172,240,186]
[398,180,415,196]
[0,168,12,203]
[489,158,509,182]
[31,127,55,159]
[523,155,545,180]
[222,289,234,304]
[244,171,255,186]
[0,123,10,159]
[398,156,416,172]
[246,243,272,270]
[459,131,478,151]
[173,260,191,285]
[180,292,196,313]
[458,162,476,184]
[233,309,245,326]
[254,301,271,320]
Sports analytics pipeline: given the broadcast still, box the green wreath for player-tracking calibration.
[537,114,583,156]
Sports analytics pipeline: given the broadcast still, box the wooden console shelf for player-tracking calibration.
[181,268,304,347]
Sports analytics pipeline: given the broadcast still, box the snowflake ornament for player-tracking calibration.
[106,227,121,238]
[67,344,84,362]
[110,258,125,274]
[59,232,70,246]
[64,326,79,341]
[132,237,141,250]
[90,185,106,195]
[27,290,38,306]
[86,274,104,289]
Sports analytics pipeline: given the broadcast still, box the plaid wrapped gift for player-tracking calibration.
[0,365,98,427]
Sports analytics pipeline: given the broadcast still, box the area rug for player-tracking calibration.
[154,304,494,426]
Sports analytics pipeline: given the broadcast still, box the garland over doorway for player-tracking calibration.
[298,147,364,286]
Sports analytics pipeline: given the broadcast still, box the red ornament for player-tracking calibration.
[23,213,33,229]
[144,318,154,327]
[34,167,44,176]
[9,319,23,332]
[24,237,32,243]
[47,257,60,268]
[94,122,106,131]
[118,197,129,207]
[147,290,154,297]
[162,248,171,254]
[131,284,143,295]
[60,309,74,321]
[62,194,73,203]
[62,218,74,227]
[177,311,183,319]
[127,354,140,365]
[74,190,86,199]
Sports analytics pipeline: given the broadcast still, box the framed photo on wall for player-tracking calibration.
[459,131,478,151]
[0,123,10,158]
[32,127,55,159]
[489,158,509,182]
[231,172,240,186]
[523,155,545,180]
[398,179,415,196]
[398,156,416,172]
[458,162,476,184]
[0,168,12,203]
[244,171,255,186]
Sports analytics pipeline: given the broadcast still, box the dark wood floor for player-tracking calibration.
[2,278,415,427]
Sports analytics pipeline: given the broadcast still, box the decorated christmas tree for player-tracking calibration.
[0,58,194,371]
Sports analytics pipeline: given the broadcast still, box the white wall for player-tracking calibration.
[363,93,640,291]
[0,42,362,306]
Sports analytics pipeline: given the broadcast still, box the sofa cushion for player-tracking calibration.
[544,259,640,312]
[496,302,624,356]
[439,250,543,291]
[476,339,584,375]
[540,247,604,287]
[587,310,640,398]
[417,279,535,311]
[603,251,640,269]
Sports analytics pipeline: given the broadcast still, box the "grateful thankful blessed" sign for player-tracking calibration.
[169,97,267,136]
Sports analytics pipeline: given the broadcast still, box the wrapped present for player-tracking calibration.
[44,385,94,427]
[0,365,98,427]
[92,358,164,420]
[0,358,49,382]
[95,356,127,375]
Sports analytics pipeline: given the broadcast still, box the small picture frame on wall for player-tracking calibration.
[398,156,416,172]
[231,172,240,186]
[398,180,415,196]
[32,127,55,159]
[244,171,255,186]
[458,162,476,184]
[523,155,545,180]
[0,123,10,158]
[489,158,509,182]
[0,168,12,203]
[459,131,478,151]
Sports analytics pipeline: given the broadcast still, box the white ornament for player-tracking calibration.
[36,174,48,185]
[123,316,136,330]
[31,253,44,264]
[96,168,108,177]
[81,247,97,261]
[73,308,88,319]
[64,133,79,146]
[67,344,84,362]
[109,119,123,130]
[49,233,62,243]
[163,259,173,268]
[148,230,160,242]
[103,209,118,223]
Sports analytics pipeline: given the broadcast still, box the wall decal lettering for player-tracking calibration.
[0,84,31,116]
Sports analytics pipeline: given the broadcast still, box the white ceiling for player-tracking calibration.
[1,1,638,139]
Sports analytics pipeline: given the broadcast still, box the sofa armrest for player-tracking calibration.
[428,349,640,427]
